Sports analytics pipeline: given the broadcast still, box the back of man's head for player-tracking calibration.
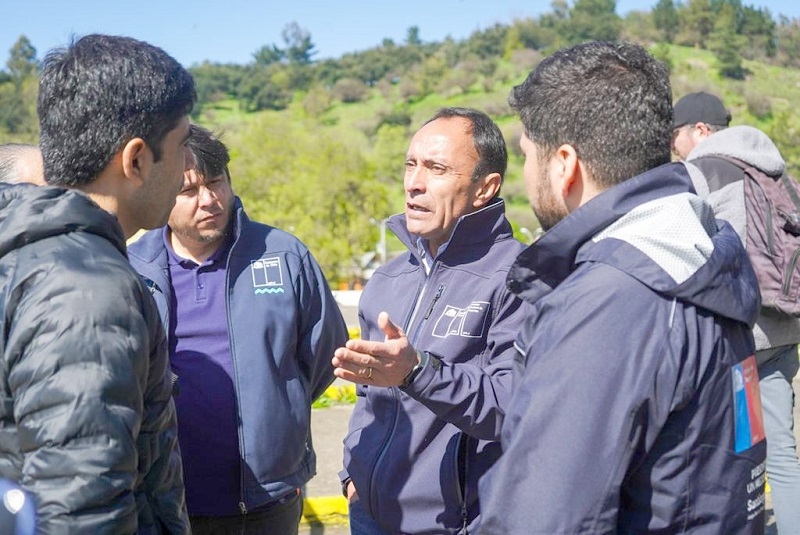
[673,92,731,130]
[37,34,196,188]
[0,144,44,185]
[186,124,231,181]
[509,41,673,189]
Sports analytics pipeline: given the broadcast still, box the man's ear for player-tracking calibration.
[120,137,150,186]
[693,122,711,140]
[552,144,581,206]
[472,172,502,208]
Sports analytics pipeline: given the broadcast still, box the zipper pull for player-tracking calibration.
[239,501,248,515]
[424,284,445,320]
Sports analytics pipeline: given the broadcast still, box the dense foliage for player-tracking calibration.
[3,1,800,284]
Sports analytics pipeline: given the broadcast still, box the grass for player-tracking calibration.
[313,383,358,408]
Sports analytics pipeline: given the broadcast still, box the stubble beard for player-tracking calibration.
[532,169,568,232]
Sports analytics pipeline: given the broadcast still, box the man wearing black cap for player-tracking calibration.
[671,91,732,160]
[675,91,800,534]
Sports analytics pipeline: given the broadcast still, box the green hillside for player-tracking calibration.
[194,43,800,287]
[3,0,800,285]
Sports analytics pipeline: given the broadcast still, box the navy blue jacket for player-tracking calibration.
[129,199,347,510]
[342,199,528,534]
[479,164,767,534]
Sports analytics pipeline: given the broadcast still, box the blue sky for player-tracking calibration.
[4,0,799,68]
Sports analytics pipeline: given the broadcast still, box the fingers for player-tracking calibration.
[378,311,403,340]
[332,347,377,385]
[333,346,373,368]
[333,363,377,385]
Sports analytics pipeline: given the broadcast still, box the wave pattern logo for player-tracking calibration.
[254,287,285,295]
[251,256,284,295]
[431,301,490,339]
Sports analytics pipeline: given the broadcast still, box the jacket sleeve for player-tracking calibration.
[296,250,348,402]
[133,287,190,534]
[5,259,143,533]
[402,283,527,441]
[479,270,674,534]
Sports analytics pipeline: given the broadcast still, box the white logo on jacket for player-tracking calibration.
[251,256,284,294]
[431,301,489,338]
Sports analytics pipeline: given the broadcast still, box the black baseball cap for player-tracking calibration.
[673,92,731,128]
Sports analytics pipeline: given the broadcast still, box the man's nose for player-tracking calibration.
[405,168,426,193]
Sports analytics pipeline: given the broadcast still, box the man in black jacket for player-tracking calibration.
[0,34,196,533]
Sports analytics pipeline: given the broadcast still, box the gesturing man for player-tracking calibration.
[334,107,527,534]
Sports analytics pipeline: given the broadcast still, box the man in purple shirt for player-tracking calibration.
[129,124,348,534]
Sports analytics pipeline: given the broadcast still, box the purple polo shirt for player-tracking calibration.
[165,229,241,515]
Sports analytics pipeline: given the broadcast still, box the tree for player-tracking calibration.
[708,3,746,78]
[513,18,560,51]
[406,26,422,47]
[237,65,290,111]
[230,116,391,283]
[775,16,800,67]
[7,35,37,83]
[253,44,284,66]
[332,78,369,103]
[0,76,38,137]
[739,6,776,59]
[463,24,508,59]
[282,22,316,65]
[653,0,680,43]
[563,0,622,44]
[1,36,38,136]
[679,0,716,47]
[190,62,245,110]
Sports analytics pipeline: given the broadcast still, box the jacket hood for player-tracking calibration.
[0,183,126,261]
[689,125,785,177]
[508,163,760,326]
[386,198,514,259]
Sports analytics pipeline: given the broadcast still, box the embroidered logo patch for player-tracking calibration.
[251,257,284,295]
[431,301,489,339]
[732,355,766,453]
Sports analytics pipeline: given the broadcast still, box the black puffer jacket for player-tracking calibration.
[0,184,189,534]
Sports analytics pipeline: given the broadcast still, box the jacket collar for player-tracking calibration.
[387,197,513,263]
[507,162,695,301]
[0,183,126,260]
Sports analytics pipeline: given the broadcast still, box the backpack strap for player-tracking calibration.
[698,154,800,211]
[780,173,800,213]
[690,154,747,193]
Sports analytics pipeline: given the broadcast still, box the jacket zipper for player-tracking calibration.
[455,433,470,534]
[223,213,249,516]
[367,268,445,518]
[424,284,445,320]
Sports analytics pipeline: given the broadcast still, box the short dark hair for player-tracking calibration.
[38,34,196,187]
[509,41,672,188]
[425,107,508,189]
[187,124,231,180]
[0,143,39,184]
